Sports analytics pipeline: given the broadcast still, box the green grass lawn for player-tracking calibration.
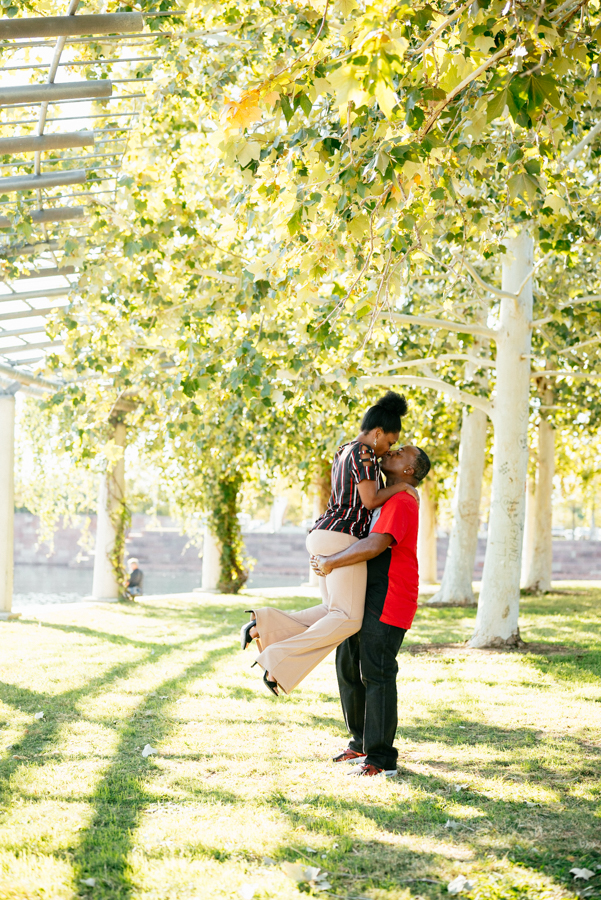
[0,587,600,900]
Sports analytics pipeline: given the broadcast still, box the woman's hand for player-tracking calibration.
[310,554,333,577]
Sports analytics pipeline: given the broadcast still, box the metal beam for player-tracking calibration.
[0,241,60,256]
[0,339,61,354]
[2,54,160,71]
[3,92,143,111]
[32,206,85,224]
[0,80,112,106]
[0,12,143,40]
[0,359,61,390]
[0,325,51,339]
[2,266,74,281]
[0,132,94,154]
[0,287,70,303]
[0,169,87,192]
[0,305,66,322]
[0,207,85,227]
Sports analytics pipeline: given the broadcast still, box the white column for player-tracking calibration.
[0,394,16,620]
[417,475,438,586]
[92,421,126,600]
[470,231,533,647]
[523,413,554,592]
[429,405,487,606]
[201,523,221,591]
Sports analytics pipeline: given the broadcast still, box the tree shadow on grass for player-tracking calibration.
[265,756,601,899]
[526,649,601,684]
[72,641,237,899]
[0,615,235,820]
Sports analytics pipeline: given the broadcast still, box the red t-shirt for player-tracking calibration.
[365,492,419,630]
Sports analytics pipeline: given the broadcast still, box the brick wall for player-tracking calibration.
[13,513,601,580]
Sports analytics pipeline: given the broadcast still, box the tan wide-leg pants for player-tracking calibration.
[251,530,367,694]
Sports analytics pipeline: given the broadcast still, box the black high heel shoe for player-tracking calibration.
[240,619,257,650]
[251,661,279,696]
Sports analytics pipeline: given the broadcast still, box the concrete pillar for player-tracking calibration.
[201,523,221,591]
[92,421,126,600]
[0,394,18,620]
[308,470,331,586]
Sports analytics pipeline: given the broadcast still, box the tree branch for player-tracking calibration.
[421,43,515,137]
[407,1,472,57]
[561,337,601,356]
[382,311,496,339]
[359,374,493,417]
[557,121,601,170]
[532,295,601,327]
[455,257,516,300]
[371,353,495,372]
[531,370,601,380]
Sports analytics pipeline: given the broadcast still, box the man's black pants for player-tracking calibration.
[335,612,406,771]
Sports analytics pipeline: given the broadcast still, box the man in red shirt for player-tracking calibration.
[311,445,431,777]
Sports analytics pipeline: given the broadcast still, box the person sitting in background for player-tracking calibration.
[125,558,144,599]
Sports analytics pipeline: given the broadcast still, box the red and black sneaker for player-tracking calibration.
[333,748,367,764]
[347,763,397,778]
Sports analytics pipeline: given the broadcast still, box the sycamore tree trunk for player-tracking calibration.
[417,475,438,585]
[521,472,536,585]
[428,404,487,607]
[205,473,248,594]
[469,231,533,648]
[523,384,555,591]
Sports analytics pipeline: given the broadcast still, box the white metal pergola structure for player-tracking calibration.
[0,3,190,617]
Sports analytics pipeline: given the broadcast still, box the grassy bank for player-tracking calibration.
[0,587,600,899]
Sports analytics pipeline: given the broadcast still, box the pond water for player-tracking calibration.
[12,565,303,608]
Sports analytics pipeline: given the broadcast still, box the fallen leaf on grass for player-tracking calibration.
[571,868,596,880]
[448,874,473,893]
[282,862,331,891]
[239,884,259,899]
[142,744,157,757]
[34,712,44,720]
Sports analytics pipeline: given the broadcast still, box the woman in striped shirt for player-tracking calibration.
[242,392,418,696]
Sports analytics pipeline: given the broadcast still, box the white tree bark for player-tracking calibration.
[428,405,487,606]
[523,409,554,592]
[92,421,126,600]
[469,231,533,647]
[418,475,438,585]
[0,394,16,619]
[521,472,536,585]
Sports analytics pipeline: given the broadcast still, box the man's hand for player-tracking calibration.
[310,554,333,577]
[402,483,420,505]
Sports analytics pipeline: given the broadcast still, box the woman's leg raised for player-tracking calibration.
[245,532,331,651]
[255,530,367,693]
